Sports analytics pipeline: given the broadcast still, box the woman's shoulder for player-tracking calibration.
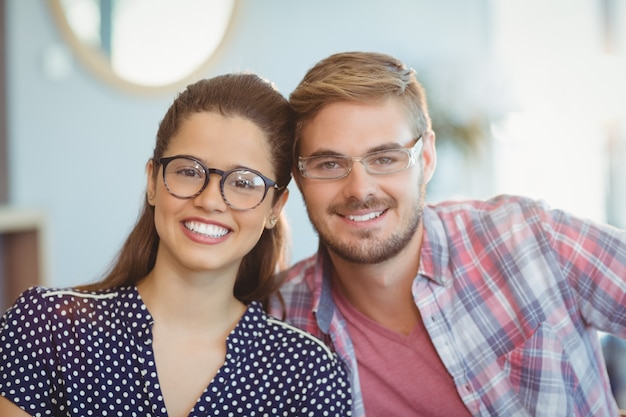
[266,314,335,356]
[247,302,335,362]
[2,285,133,323]
[11,285,124,305]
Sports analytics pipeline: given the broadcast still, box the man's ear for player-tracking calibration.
[421,130,437,184]
[266,188,289,229]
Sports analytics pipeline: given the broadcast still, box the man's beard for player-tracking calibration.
[306,193,424,264]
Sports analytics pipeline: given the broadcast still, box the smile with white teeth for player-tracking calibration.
[346,211,383,222]
[184,221,229,238]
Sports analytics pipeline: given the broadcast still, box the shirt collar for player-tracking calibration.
[311,243,335,334]
[420,206,454,287]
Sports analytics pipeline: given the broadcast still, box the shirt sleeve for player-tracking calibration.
[0,287,56,416]
[298,348,353,416]
[539,203,626,336]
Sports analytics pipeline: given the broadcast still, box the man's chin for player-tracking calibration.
[322,239,399,264]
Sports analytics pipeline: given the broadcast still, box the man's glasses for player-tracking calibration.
[298,136,422,180]
[158,155,281,211]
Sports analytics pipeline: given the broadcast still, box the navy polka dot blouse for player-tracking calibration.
[0,286,352,416]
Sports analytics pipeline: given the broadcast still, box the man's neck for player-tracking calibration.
[328,223,424,335]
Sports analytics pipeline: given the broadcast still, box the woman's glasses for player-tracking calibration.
[158,155,281,211]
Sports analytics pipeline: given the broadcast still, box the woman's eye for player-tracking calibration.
[233,178,255,189]
[177,167,203,178]
[227,172,264,191]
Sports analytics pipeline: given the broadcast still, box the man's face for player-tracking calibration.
[295,98,436,264]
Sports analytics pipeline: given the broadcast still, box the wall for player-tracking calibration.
[6,0,492,287]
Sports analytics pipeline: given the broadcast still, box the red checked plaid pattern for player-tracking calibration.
[270,195,626,417]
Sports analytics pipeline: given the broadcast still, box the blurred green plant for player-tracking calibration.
[430,109,489,154]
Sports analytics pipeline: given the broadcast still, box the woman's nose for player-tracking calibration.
[194,174,228,211]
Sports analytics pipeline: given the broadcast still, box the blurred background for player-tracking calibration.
[0,0,624,408]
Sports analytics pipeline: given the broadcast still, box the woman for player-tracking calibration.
[0,74,351,416]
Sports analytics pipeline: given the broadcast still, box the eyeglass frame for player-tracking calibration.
[297,135,423,180]
[157,155,283,211]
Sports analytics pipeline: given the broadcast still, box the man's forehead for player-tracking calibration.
[297,99,415,156]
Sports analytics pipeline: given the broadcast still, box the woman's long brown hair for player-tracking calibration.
[79,73,294,308]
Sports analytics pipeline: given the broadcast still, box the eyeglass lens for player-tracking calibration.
[299,137,422,179]
[162,157,270,210]
[302,148,412,179]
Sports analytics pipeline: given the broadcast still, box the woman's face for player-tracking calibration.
[147,112,286,279]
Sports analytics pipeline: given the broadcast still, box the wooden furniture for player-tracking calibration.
[0,207,47,312]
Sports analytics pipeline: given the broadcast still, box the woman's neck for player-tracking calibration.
[137,263,246,331]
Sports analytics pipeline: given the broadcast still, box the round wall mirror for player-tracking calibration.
[49,0,238,95]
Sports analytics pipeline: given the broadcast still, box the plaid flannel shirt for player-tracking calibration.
[270,195,626,417]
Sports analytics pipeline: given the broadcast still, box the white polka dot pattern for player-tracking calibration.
[0,286,352,416]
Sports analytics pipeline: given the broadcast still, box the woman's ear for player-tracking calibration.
[146,159,157,206]
[265,188,289,229]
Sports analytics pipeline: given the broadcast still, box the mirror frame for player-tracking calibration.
[47,0,240,96]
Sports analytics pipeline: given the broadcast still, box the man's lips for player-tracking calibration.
[183,220,230,238]
[344,210,385,222]
[331,198,392,222]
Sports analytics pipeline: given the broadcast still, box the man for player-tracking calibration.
[270,51,626,416]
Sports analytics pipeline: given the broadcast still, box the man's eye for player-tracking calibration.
[371,155,397,166]
[368,151,404,167]
[312,158,346,171]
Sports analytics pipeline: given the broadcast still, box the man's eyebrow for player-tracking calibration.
[306,149,345,157]
[367,142,405,153]
[306,142,404,158]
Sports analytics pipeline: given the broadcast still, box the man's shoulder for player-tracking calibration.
[270,253,322,324]
[427,194,546,213]
[280,253,320,286]
[426,194,550,224]
[422,195,556,251]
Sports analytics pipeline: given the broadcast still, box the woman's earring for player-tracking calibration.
[267,218,277,228]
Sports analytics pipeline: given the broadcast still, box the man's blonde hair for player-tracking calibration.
[290,51,431,156]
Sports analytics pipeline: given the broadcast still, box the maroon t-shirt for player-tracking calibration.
[333,288,473,416]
